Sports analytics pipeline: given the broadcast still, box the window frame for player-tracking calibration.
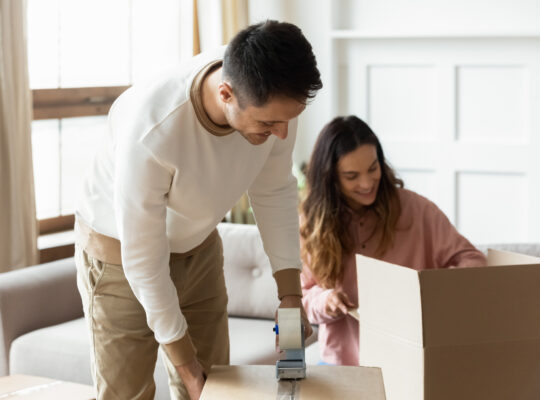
[34,86,129,261]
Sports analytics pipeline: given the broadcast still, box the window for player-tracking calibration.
[28,0,188,260]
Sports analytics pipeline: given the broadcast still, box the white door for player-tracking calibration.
[334,37,540,244]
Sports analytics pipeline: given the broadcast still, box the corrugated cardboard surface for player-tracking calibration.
[419,264,540,347]
[0,375,95,399]
[356,250,540,400]
[200,365,386,399]
[424,340,540,400]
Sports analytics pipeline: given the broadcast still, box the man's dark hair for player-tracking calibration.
[223,20,322,107]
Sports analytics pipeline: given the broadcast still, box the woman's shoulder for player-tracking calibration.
[398,187,433,208]
[397,187,445,220]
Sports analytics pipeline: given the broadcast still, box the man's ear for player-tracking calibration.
[218,82,234,104]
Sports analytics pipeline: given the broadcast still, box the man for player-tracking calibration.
[75,20,322,400]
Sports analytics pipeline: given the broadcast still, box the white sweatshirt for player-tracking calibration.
[76,46,301,346]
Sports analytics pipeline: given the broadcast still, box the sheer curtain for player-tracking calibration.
[0,0,39,271]
[221,0,248,43]
[193,0,248,55]
[192,0,252,223]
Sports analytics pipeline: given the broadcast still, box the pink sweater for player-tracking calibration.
[301,188,487,366]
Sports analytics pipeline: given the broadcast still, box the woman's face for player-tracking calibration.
[337,144,382,211]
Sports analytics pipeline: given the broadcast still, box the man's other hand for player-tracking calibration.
[175,357,206,400]
[277,295,313,340]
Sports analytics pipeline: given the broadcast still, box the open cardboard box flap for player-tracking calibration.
[355,249,540,400]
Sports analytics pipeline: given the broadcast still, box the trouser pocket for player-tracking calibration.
[75,244,107,294]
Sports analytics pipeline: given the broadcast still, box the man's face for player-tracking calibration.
[220,85,306,145]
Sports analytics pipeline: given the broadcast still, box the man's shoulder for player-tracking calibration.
[111,46,227,129]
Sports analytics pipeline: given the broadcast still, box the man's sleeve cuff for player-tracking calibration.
[162,331,197,366]
[273,268,302,299]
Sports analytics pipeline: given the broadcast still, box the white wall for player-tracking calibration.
[247,0,540,244]
[247,0,332,166]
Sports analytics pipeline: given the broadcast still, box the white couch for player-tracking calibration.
[0,223,319,400]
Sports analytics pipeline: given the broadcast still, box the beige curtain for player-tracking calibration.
[221,0,248,44]
[0,0,39,271]
[193,0,248,56]
[192,0,251,223]
[222,0,251,223]
[193,0,201,55]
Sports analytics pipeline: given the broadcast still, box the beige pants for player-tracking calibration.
[75,234,229,400]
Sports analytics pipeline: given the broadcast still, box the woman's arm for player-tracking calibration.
[301,265,353,324]
[424,200,487,268]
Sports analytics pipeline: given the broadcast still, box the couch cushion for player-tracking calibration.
[9,319,92,385]
[9,318,171,400]
[218,223,280,319]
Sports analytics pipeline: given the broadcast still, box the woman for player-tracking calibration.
[300,116,486,366]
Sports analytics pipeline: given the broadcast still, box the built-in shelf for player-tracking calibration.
[330,29,540,40]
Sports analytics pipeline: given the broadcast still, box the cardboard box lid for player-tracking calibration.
[0,375,95,399]
[200,365,386,400]
[487,248,540,266]
[357,250,540,348]
[356,255,424,346]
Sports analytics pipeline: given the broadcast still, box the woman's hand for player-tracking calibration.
[324,289,355,318]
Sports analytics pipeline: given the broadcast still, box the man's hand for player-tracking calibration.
[175,357,206,400]
[277,295,313,340]
[324,289,354,318]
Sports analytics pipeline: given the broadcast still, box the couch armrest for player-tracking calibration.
[0,257,82,375]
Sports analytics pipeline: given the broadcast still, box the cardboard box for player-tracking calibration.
[200,365,386,399]
[355,249,540,400]
[0,374,95,399]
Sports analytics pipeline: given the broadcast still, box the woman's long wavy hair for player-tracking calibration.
[300,116,403,288]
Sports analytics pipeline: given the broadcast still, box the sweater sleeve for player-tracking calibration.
[114,130,195,365]
[248,119,302,294]
[300,265,338,325]
[423,199,487,268]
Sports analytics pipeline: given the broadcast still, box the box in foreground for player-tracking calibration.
[200,365,386,399]
[0,374,95,399]
[356,249,540,400]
